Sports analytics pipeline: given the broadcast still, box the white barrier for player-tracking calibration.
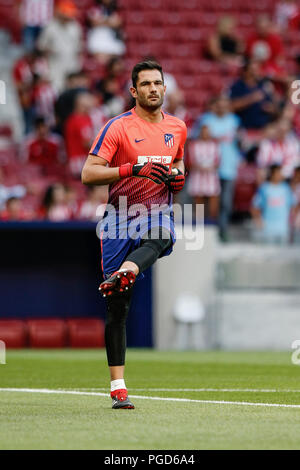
[153,225,218,350]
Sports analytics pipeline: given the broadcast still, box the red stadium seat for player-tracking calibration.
[0,320,28,348]
[67,318,105,348]
[27,319,67,348]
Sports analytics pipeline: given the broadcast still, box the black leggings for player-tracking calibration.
[105,231,172,366]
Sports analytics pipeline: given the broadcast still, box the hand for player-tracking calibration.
[119,162,169,184]
[165,168,185,194]
[251,90,265,103]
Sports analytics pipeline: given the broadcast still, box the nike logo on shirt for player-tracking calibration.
[135,138,145,143]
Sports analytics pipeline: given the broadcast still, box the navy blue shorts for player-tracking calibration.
[99,211,176,280]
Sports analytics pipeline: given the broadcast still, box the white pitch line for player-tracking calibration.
[72,387,300,393]
[1,388,300,409]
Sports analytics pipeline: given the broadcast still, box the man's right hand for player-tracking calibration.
[119,162,169,184]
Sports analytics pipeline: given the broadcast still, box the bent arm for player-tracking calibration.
[172,158,185,175]
[81,154,120,186]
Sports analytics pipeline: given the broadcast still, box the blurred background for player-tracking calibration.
[0,0,300,352]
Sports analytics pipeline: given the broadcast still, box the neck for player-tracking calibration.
[244,75,256,86]
[135,102,163,123]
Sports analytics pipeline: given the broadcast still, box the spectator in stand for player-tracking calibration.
[246,15,284,69]
[106,57,127,94]
[13,49,49,134]
[41,183,72,221]
[187,125,220,222]
[65,185,80,219]
[54,71,90,135]
[165,89,193,133]
[230,59,280,131]
[86,0,125,65]
[190,97,218,140]
[275,0,300,31]
[89,94,108,137]
[21,117,65,176]
[256,119,300,181]
[64,92,94,178]
[0,167,27,211]
[199,95,241,241]
[207,16,244,67]
[95,76,125,118]
[32,74,57,128]
[291,166,300,242]
[251,164,296,244]
[78,185,108,221]
[18,0,54,52]
[0,197,29,221]
[246,15,289,88]
[37,0,83,92]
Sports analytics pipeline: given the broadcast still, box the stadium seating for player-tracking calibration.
[119,0,275,116]
[0,318,105,349]
[27,319,68,348]
[0,320,28,348]
[67,318,105,348]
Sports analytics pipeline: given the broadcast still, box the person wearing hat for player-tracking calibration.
[37,0,83,92]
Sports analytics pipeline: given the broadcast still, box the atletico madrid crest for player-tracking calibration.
[164,133,174,148]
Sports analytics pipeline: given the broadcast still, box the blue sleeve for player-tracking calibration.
[232,113,241,128]
[252,186,265,209]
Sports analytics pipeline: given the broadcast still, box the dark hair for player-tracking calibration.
[131,60,164,89]
[267,164,281,181]
[42,184,64,210]
[6,196,20,206]
[34,116,46,127]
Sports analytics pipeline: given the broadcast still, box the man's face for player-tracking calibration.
[131,69,166,110]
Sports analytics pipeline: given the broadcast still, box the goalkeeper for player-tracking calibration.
[81,60,187,409]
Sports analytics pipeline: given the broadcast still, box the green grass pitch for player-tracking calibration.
[1,349,300,450]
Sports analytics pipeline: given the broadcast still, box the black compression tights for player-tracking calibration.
[105,232,172,366]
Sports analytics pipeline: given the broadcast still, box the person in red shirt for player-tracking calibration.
[0,197,29,221]
[22,117,65,176]
[64,92,94,178]
[275,0,300,31]
[41,183,72,221]
[13,50,49,134]
[246,15,284,69]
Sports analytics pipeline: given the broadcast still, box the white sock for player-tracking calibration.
[111,379,126,392]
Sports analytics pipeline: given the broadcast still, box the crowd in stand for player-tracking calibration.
[1,0,300,244]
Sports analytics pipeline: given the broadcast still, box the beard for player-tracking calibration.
[136,93,164,111]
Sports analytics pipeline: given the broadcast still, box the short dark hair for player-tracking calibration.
[34,116,46,127]
[131,60,164,89]
[267,164,281,180]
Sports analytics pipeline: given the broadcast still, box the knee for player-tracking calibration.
[106,293,131,325]
[141,232,172,257]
